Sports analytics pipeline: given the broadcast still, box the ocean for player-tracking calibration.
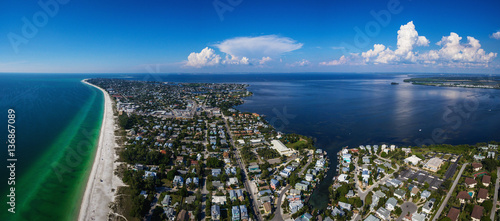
[0,74,103,220]
[1,73,500,219]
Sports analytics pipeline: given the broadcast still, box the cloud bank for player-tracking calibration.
[322,21,497,67]
[185,35,303,68]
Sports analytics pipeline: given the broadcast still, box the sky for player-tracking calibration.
[1,0,500,74]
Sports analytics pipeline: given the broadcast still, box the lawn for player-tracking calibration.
[286,140,308,150]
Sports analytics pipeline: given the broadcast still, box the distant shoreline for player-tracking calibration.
[78,79,124,221]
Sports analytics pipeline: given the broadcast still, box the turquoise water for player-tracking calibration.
[0,74,103,221]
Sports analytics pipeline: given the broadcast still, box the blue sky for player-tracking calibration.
[1,0,500,73]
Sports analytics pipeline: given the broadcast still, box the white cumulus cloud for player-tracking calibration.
[320,55,348,66]
[215,35,303,58]
[490,31,500,40]
[259,56,272,65]
[290,59,311,67]
[331,21,497,67]
[362,21,429,64]
[186,47,221,68]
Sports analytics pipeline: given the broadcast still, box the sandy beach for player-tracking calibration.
[79,79,124,221]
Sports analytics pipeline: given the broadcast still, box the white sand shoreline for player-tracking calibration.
[79,79,124,221]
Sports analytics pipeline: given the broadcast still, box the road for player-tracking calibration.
[491,167,500,221]
[272,185,292,221]
[432,163,468,221]
[222,114,262,221]
[396,201,417,221]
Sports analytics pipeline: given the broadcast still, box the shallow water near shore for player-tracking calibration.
[0,74,103,221]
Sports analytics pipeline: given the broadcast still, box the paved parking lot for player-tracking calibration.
[398,169,443,190]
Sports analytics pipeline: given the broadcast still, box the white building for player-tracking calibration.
[270,140,296,156]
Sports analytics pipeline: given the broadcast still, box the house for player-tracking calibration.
[305,174,314,182]
[212,168,222,176]
[173,176,184,187]
[411,187,420,197]
[161,195,171,206]
[139,190,148,198]
[364,214,381,221]
[471,205,484,221]
[376,207,390,220]
[362,156,371,164]
[338,174,348,183]
[270,179,280,190]
[422,198,435,214]
[184,195,196,204]
[342,154,352,163]
[228,177,239,186]
[423,157,444,172]
[289,189,301,196]
[248,165,261,173]
[477,188,488,203]
[239,205,248,221]
[474,154,485,161]
[472,163,483,171]
[487,151,496,158]
[447,207,460,221]
[295,183,308,191]
[212,196,226,205]
[465,177,477,188]
[212,181,224,190]
[457,191,472,204]
[385,197,397,211]
[346,190,355,198]
[362,169,370,183]
[193,177,199,186]
[237,189,245,201]
[164,207,176,220]
[263,202,272,214]
[211,204,220,221]
[410,213,426,221]
[229,190,237,201]
[295,213,313,221]
[144,171,157,178]
[177,210,187,221]
[404,155,422,166]
[280,170,291,178]
[488,144,498,149]
[394,189,406,199]
[289,201,304,214]
[387,178,403,188]
[338,202,352,211]
[331,207,345,217]
[482,175,491,187]
[260,195,272,203]
[232,206,240,221]
[421,190,431,199]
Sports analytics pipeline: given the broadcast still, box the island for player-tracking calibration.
[404,76,500,89]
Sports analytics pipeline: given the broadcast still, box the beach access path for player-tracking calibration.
[78,79,125,221]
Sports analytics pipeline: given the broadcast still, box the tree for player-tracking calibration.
[206,157,223,168]
[395,207,402,216]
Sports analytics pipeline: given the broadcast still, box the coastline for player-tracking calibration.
[78,79,124,221]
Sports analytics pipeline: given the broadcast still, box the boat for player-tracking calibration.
[391,82,399,85]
